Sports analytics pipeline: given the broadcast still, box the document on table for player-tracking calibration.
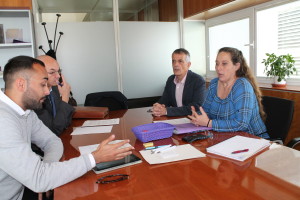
[82,118,120,127]
[78,140,132,155]
[206,135,270,161]
[71,126,112,135]
[139,144,206,165]
[153,118,191,125]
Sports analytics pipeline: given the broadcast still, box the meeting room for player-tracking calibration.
[0,0,300,200]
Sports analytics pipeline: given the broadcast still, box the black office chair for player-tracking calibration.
[287,137,300,149]
[84,91,128,111]
[261,96,294,144]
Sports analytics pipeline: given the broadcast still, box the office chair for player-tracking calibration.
[261,96,294,144]
[287,137,300,149]
[84,91,128,111]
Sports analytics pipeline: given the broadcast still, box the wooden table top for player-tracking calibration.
[55,107,300,200]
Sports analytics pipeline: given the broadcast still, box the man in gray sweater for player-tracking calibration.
[0,56,134,200]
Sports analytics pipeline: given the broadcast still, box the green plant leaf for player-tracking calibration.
[262,53,297,81]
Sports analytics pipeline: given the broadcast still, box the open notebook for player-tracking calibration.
[206,135,270,161]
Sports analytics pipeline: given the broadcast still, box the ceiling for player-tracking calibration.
[36,0,158,21]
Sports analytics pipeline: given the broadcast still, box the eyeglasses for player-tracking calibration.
[96,174,129,184]
[48,69,62,75]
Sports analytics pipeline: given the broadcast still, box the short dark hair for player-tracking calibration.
[172,48,190,62]
[3,56,45,89]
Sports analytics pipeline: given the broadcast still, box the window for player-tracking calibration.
[256,0,300,78]
[208,19,250,71]
[206,9,253,78]
[206,0,300,83]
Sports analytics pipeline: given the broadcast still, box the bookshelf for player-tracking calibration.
[0,9,35,89]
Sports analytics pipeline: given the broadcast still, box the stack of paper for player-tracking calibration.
[71,118,119,135]
[71,126,112,135]
[206,135,270,161]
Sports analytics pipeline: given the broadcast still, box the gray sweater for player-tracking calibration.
[0,100,92,200]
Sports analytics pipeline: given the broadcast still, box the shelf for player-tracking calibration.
[0,43,33,49]
[0,9,35,87]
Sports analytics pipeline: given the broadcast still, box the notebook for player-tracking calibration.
[173,123,212,134]
[206,135,270,161]
[93,154,142,174]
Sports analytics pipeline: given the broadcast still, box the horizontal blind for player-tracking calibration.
[278,7,300,76]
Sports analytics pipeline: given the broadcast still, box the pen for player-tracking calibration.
[145,145,170,150]
[151,145,172,154]
[231,149,249,154]
[156,145,176,153]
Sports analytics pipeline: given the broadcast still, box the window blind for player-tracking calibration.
[278,7,300,75]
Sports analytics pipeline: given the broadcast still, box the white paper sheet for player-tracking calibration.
[78,140,132,155]
[206,135,270,161]
[153,118,191,125]
[71,126,112,135]
[140,144,205,164]
[82,118,120,127]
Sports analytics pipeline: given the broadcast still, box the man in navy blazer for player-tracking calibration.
[34,55,74,136]
[152,48,206,117]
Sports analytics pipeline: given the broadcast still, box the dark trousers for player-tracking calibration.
[22,187,38,200]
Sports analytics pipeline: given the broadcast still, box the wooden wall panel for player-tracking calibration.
[158,0,177,22]
[138,10,144,21]
[0,0,32,9]
[183,0,233,18]
[261,88,300,145]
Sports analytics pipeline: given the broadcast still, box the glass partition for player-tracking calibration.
[35,0,177,22]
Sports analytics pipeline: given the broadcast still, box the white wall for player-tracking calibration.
[35,21,182,104]
[120,22,180,98]
[35,22,118,104]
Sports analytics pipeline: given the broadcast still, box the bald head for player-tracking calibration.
[37,55,61,87]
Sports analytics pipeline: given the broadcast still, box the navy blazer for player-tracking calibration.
[158,70,206,116]
[34,86,74,136]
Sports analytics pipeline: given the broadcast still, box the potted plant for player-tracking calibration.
[262,53,296,87]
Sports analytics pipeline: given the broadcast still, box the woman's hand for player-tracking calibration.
[188,106,210,127]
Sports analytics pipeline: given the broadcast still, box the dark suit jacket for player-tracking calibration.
[35,86,75,136]
[158,70,206,116]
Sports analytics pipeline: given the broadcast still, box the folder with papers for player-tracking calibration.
[206,135,270,161]
[173,123,212,134]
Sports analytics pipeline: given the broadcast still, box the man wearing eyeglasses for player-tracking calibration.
[0,56,134,200]
[34,55,74,136]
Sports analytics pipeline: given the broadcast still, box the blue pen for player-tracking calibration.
[144,145,170,150]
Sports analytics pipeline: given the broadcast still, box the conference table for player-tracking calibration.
[55,107,300,200]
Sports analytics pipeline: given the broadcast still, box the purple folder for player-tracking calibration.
[173,123,212,134]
